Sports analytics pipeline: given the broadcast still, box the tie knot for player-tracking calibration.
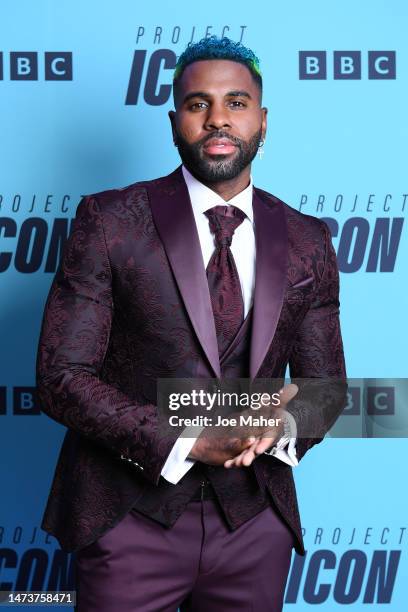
[204,205,246,247]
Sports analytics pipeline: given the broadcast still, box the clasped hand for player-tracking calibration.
[188,383,298,468]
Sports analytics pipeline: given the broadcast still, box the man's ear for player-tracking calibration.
[168,110,177,145]
[261,106,268,141]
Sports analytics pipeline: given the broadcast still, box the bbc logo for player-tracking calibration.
[0,386,40,415]
[299,51,396,80]
[0,52,73,81]
[344,386,395,416]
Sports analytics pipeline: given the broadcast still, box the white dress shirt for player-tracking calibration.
[160,164,298,484]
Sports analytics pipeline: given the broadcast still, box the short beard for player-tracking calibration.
[174,127,263,184]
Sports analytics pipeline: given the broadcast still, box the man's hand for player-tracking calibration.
[188,383,298,467]
[224,383,298,468]
[188,435,257,465]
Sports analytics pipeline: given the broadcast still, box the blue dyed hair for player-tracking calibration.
[173,36,262,104]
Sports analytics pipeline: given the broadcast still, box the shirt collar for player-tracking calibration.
[181,164,254,224]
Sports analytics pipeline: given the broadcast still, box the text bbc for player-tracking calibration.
[299,51,396,80]
[0,52,72,81]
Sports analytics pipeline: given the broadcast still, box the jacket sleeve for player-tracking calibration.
[35,195,179,486]
[287,219,348,461]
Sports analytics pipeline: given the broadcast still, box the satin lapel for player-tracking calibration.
[250,188,288,380]
[147,165,221,379]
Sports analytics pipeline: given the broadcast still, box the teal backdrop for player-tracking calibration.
[0,0,407,608]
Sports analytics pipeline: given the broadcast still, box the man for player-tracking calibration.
[36,36,346,611]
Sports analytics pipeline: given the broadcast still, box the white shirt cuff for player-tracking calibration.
[160,427,204,484]
[263,411,298,467]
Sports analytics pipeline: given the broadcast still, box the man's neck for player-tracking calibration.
[185,166,251,201]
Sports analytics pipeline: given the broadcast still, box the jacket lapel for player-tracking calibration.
[147,165,221,378]
[249,188,288,379]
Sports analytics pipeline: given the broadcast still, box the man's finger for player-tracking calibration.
[231,442,254,468]
[239,439,259,466]
[224,438,258,468]
[242,446,257,466]
[254,435,277,455]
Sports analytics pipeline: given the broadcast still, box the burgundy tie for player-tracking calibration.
[204,205,247,357]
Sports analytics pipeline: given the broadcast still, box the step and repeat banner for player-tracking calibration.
[0,0,407,609]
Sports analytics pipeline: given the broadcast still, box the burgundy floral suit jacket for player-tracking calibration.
[35,164,347,554]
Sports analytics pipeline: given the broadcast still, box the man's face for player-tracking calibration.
[169,59,267,183]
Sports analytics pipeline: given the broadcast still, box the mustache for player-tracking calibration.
[198,131,242,148]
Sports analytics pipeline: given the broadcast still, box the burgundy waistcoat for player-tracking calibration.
[129,307,278,530]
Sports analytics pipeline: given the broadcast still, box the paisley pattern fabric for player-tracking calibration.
[35,165,347,557]
[204,205,246,357]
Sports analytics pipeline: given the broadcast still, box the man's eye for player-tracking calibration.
[229,100,246,107]
[190,102,207,110]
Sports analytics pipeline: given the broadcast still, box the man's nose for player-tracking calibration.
[204,103,231,130]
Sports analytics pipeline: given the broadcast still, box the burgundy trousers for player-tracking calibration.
[74,498,294,612]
